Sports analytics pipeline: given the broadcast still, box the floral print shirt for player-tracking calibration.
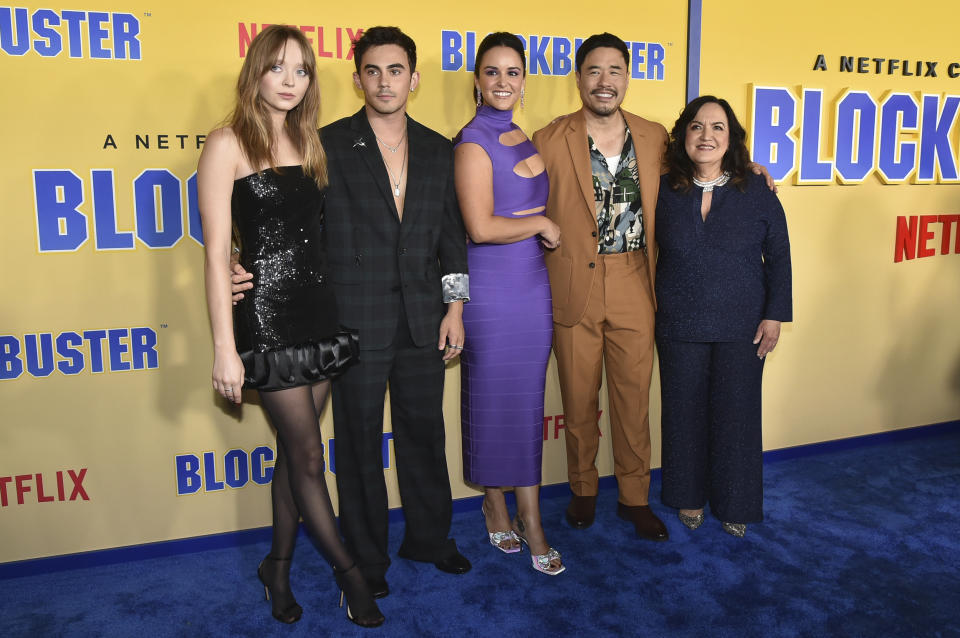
[589,124,645,254]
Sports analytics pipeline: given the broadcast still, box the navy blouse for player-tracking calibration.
[654,171,792,342]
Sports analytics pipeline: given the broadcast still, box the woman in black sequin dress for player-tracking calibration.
[197,25,382,628]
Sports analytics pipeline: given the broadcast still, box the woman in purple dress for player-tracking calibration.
[454,32,564,575]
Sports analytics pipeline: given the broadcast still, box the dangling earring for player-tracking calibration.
[520,88,525,109]
[476,88,482,108]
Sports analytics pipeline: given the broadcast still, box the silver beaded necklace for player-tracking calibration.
[693,171,731,192]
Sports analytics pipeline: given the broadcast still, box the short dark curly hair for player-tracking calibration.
[352,26,417,73]
[665,95,750,192]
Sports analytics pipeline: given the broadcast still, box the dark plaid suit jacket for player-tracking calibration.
[321,109,467,351]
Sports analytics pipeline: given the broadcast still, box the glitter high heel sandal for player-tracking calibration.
[482,500,521,553]
[489,530,522,553]
[722,522,747,538]
[513,518,565,576]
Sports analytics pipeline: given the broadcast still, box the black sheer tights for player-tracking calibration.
[258,382,382,626]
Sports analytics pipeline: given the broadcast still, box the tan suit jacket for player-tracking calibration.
[533,108,668,327]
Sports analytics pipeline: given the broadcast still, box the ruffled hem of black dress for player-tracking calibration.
[240,330,359,391]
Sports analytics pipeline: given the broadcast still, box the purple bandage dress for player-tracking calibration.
[454,105,552,487]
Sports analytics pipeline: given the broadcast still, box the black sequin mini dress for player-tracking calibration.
[232,166,358,391]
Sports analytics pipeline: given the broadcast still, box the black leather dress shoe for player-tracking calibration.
[616,502,669,541]
[565,494,597,529]
[434,551,472,575]
[366,576,389,599]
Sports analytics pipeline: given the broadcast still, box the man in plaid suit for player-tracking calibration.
[233,26,471,597]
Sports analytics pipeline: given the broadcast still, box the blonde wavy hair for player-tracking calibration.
[228,25,327,189]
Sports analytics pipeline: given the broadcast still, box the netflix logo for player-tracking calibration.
[0,469,89,506]
[894,215,960,262]
[238,23,363,60]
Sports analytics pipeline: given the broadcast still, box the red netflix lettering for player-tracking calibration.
[894,216,917,262]
[939,215,960,254]
[894,215,960,262]
[0,468,90,506]
[299,25,314,46]
[36,474,54,502]
[344,28,362,60]
[542,410,605,440]
[237,23,363,60]
[68,469,89,500]
[918,215,938,257]
[15,474,31,504]
[317,26,332,58]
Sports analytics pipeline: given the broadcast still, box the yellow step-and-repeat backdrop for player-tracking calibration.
[696,0,960,448]
[0,1,687,562]
[1,1,957,564]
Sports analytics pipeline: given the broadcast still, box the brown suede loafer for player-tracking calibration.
[616,502,669,541]
[565,495,597,529]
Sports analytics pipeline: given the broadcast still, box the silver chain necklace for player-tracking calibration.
[693,171,731,192]
[375,130,405,153]
[382,141,407,198]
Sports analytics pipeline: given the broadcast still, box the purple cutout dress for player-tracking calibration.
[454,105,552,487]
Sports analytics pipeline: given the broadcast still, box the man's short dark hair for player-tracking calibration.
[575,33,629,73]
[352,26,417,73]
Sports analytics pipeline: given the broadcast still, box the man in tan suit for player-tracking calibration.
[532,32,668,540]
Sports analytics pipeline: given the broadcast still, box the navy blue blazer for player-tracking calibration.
[654,172,792,342]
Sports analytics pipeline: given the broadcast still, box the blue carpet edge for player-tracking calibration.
[2,418,956,580]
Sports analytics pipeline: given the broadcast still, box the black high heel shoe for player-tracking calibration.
[333,564,385,628]
[257,556,303,624]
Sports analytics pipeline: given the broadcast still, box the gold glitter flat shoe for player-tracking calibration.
[722,522,746,538]
[678,511,704,530]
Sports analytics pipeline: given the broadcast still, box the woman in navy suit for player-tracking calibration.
[655,96,792,537]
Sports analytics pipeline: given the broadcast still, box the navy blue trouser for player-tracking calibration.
[656,338,765,524]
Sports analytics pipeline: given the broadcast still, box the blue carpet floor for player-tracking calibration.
[2,428,958,637]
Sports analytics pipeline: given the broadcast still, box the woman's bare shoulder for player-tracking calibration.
[204,126,241,151]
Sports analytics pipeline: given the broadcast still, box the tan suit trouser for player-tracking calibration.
[553,250,655,506]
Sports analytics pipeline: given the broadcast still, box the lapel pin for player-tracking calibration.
[353,138,366,149]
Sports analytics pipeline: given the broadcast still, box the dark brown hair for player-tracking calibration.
[352,26,417,73]
[666,95,749,192]
[474,32,526,105]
